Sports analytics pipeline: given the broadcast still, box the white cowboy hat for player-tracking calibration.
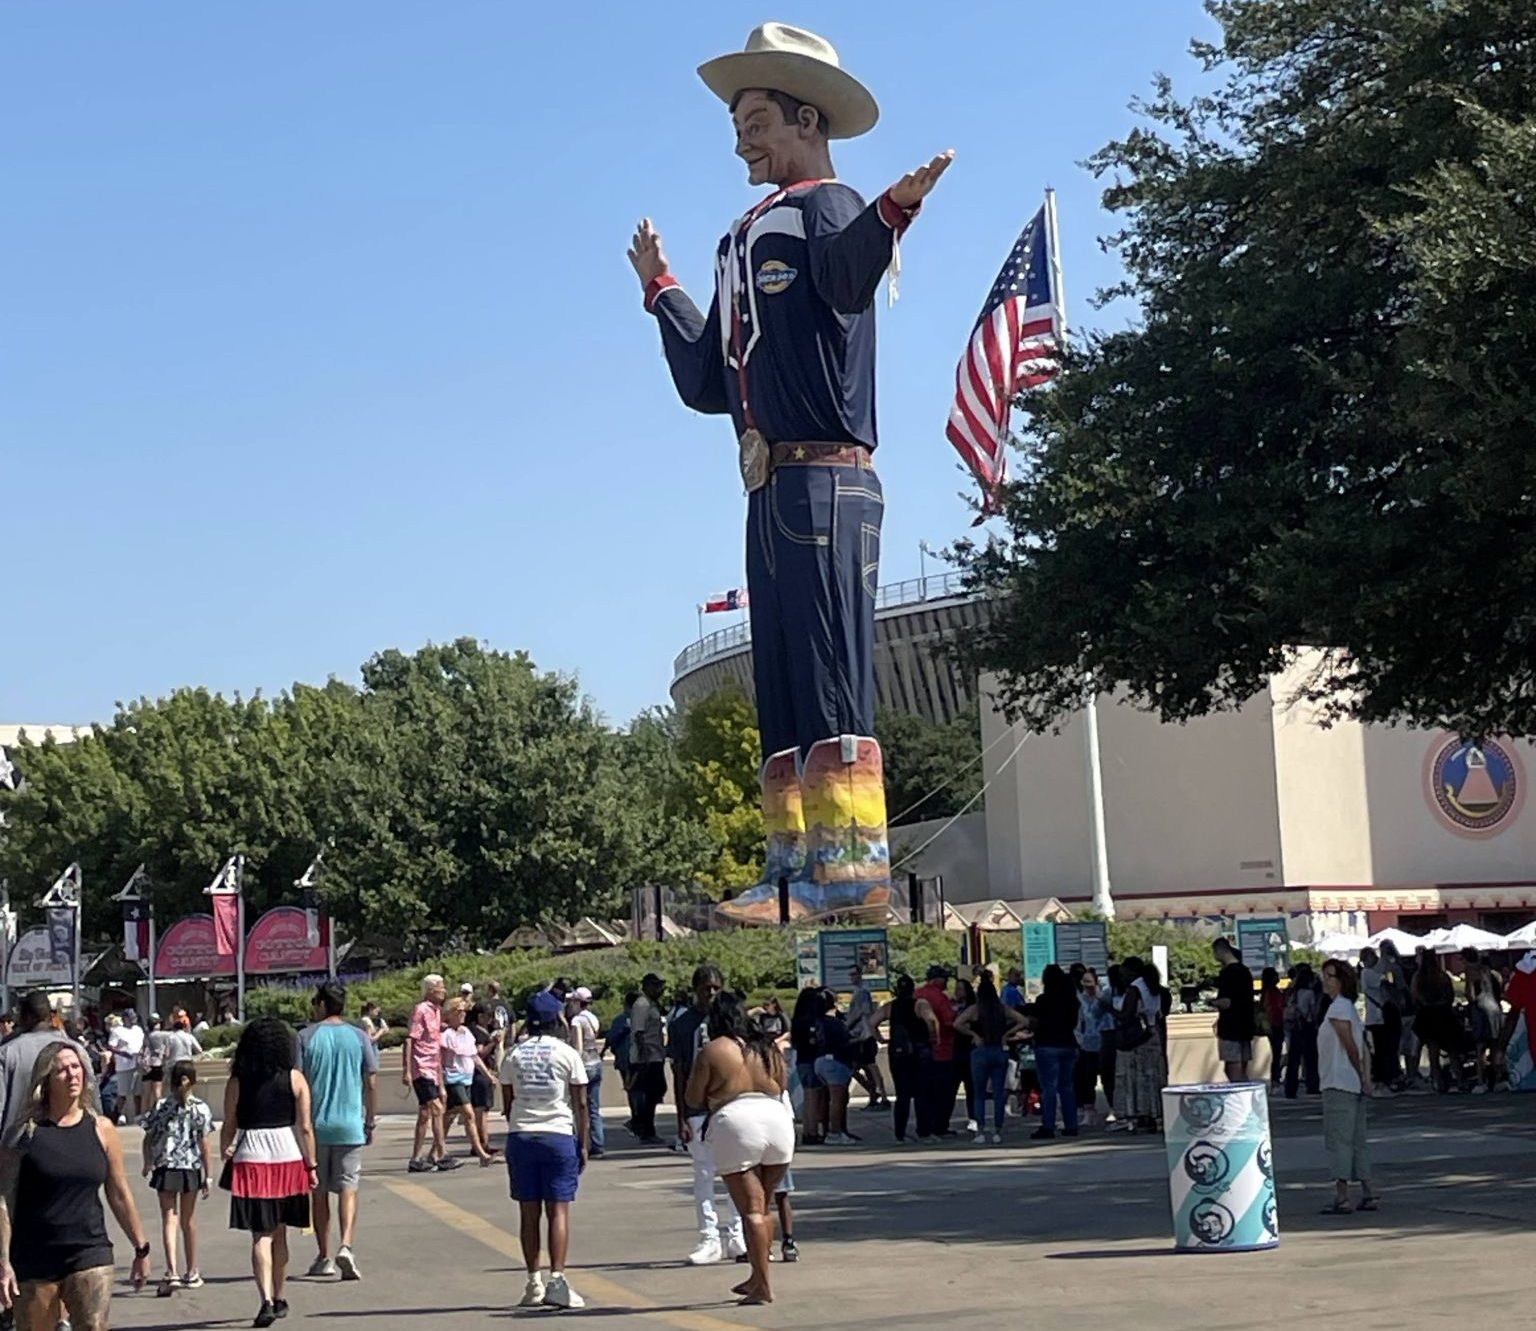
[697,22,878,140]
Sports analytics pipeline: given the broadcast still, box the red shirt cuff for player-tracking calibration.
[877,192,921,235]
[644,273,680,311]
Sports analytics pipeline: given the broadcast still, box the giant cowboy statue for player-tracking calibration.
[628,24,952,922]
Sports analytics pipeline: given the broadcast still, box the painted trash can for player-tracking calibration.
[1162,1081,1278,1252]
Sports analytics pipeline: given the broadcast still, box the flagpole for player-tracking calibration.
[147,902,158,1022]
[1048,186,1115,920]
[72,876,82,1017]
[236,855,247,1023]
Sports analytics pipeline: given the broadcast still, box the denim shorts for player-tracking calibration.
[813,1054,854,1087]
[507,1132,579,1204]
[796,1060,825,1091]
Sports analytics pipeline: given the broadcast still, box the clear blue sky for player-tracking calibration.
[3,1,1215,729]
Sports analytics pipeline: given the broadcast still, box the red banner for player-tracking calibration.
[155,915,237,979]
[245,906,329,975]
[211,893,240,956]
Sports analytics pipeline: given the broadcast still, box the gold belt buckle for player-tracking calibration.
[738,428,769,493]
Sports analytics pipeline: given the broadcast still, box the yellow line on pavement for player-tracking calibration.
[380,1179,756,1331]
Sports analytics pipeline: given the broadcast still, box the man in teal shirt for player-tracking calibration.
[299,982,378,1281]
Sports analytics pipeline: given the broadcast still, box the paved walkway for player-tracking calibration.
[104,1093,1534,1331]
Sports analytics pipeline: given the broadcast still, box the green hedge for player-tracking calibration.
[231,920,1223,1034]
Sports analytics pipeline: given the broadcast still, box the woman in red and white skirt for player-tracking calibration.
[220,1018,318,1328]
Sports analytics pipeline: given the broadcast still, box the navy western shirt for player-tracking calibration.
[645,182,915,450]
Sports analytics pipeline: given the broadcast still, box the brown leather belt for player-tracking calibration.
[769,442,874,470]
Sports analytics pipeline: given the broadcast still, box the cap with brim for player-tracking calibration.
[526,992,564,1027]
[926,965,952,981]
[642,973,664,986]
[698,23,878,141]
[573,986,593,1002]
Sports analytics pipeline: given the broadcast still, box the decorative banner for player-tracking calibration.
[1162,1082,1279,1252]
[1054,921,1110,972]
[211,893,240,957]
[46,907,76,969]
[245,906,329,975]
[1236,917,1289,973]
[155,915,237,980]
[3,926,75,987]
[122,900,151,963]
[818,927,889,994]
[1021,921,1056,1001]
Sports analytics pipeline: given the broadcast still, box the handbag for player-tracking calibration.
[217,1131,243,1191]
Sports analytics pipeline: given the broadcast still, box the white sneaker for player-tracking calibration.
[725,1234,747,1260]
[543,1275,585,1309]
[964,1119,979,1134]
[335,1246,360,1282]
[307,1256,337,1277]
[990,1132,1003,1145]
[825,1132,857,1146]
[519,1273,546,1307]
[973,1132,986,1144]
[687,1238,723,1265]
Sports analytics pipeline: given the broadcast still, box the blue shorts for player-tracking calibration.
[507,1132,579,1204]
[814,1055,854,1088]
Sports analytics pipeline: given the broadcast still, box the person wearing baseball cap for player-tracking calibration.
[504,990,590,1310]
[568,988,604,1158]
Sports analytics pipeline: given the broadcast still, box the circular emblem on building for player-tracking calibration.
[1424,736,1524,839]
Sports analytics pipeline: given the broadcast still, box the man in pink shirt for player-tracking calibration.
[403,973,458,1172]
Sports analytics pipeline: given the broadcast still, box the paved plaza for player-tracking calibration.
[101,1091,1532,1331]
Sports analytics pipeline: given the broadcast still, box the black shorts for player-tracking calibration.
[144,1067,163,1083]
[445,1082,472,1108]
[856,1038,879,1067]
[411,1077,441,1106]
[470,1079,495,1111]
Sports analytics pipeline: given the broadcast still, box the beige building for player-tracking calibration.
[981,653,1536,936]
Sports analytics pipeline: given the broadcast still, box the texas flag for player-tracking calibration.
[701,588,750,614]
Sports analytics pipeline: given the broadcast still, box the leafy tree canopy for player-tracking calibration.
[956,0,1536,739]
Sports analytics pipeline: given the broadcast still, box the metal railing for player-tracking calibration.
[673,570,971,680]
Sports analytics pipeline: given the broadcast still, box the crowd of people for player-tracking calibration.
[0,932,1531,1327]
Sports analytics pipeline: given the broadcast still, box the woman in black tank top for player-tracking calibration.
[0,1039,151,1331]
[221,1018,318,1329]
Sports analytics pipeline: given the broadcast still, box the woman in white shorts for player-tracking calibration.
[684,992,793,1306]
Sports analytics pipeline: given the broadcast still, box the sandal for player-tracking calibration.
[1320,1201,1354,1215]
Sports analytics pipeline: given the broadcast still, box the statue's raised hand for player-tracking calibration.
[628,218,670,289]
[886,150,955,210]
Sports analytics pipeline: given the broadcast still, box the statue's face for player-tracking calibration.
[732,89,810,187]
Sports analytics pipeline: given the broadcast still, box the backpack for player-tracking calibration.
[1116,989,1152,1050]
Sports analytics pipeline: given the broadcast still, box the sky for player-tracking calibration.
[3,0,1218,731]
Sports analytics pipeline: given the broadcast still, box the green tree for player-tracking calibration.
[671,687,764,894]
[877,706,983,827]
[955,0,1536,739]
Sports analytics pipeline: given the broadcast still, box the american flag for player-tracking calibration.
[701,588,750,614]
[945,200,1063,506]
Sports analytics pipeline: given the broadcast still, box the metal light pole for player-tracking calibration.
[40,862,83,1014]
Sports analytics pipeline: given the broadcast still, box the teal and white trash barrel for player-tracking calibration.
[1162,1082,1279,1252]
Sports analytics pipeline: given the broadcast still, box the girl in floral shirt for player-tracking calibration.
[138,1059,215,1296]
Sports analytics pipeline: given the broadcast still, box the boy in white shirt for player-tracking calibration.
[505,991,589,1310]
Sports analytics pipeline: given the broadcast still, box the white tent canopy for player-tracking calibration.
[1367,927,1433,955]
[1311,931,1367,957]
[1502,921,1536,949]
[1421,923,1508,954]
